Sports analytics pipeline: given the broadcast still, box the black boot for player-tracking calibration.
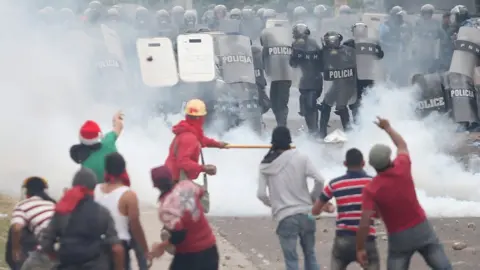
[336,108,351,131]
[318,103,331,138]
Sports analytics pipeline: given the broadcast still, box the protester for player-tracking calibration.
[356,117,452,270]
[40,168,125,270]
[164,98,227,183]
[69,111,124,183]
[257,126,334,270]
[312,148,379,270]
[148,165,219,270]
[9,177,56,270]
[94,152,149,269]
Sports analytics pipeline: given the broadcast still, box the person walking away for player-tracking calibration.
[312,148,380,270]
[148,165,219,270]
[164,98,227,184]
[94,152,149,269]
[70,111,124,183]
[356,117,452,270]
[257,126,334,270]
[10,177,56,270]
[40,167,125,270]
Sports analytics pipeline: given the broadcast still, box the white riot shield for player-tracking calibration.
[361,13,387,39]
[177,34,216,82]
[101,24,127,68]
[136,38,178,87]
[449,27,480,78]
[265,19,289,29]
[355,39,383,81]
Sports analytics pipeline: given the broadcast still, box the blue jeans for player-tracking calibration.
[387,220,452,270]
[276,213,320,270]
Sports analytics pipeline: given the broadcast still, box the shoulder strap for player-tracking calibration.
[173,137,208,191]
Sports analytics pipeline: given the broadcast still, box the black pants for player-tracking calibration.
[269,80,291,127]
[170,245,219,270]
[319,104,351,138]
[299,88,321,134]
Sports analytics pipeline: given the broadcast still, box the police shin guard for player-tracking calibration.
[318,103,331,138]
[335,108,351,131]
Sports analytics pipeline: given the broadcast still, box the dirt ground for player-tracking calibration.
[0,195,17,269]
[209,216,480,270]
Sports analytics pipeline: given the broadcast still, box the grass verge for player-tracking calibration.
[0,194,17,269]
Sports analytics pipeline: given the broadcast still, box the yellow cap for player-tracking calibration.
[184,99,207,116]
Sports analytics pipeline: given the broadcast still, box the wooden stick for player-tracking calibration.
[224,144,296,149]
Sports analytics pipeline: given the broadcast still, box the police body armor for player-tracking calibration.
[322,45,357,107]
[291,37,323,90]
[354,37,382,81]
[260,26,294,82]
[446,26,480,124]
[216,34,256,85]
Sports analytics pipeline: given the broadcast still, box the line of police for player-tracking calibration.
[35,1,480,136]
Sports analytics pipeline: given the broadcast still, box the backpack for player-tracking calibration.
[57,196,107,266]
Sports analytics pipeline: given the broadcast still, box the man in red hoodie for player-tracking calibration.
[164,98,227,182]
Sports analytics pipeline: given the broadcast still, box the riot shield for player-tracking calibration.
[444,72,479,124]
[265,19,289,29]
[217,19,241,33]
[449,27,480,78]
[260,27,293,81]
[411,73,448,117]
[361,13,387,39]
[101,24,127,68]
[355,38,383,81]
[216,35,256,84]
[322,46,357,107]
[177,33,216,82]
[475,67,480,118]
[136,38,178,87]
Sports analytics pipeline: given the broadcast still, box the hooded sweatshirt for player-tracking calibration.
[257,149,326,223]
[164,120,222,181]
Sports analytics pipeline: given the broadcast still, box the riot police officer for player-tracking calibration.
[319,31,357,138]
[184,9,197,32]
[343,23,384,123]
[289,23,323,135]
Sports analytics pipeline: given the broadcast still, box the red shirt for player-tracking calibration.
[164,120,222,181]
[362,153,426,234]
[159,180,216,253]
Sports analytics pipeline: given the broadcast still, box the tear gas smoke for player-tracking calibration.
[2,3,480,219]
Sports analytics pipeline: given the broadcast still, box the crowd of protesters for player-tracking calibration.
[4,97,452,270]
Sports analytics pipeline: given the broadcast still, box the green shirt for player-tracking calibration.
[82,131,118,183]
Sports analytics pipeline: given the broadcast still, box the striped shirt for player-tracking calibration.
[320,170,376,239]
[11,196,55,237]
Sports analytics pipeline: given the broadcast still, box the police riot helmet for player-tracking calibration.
[242,8,254,19]
[351,22,368,38]
[451,5,469,24]
[257,8,265,18]
[136,7,149,21]
[88,1,102,11]
[84,7,101,23]
[293,6,308,18]
[230,8,242,20]
[43,6,55,14]
[156,9,170,23]
[313,5,327,17]
[106,8,119,20]
[263,9,276,20]
[292,23,310,39]
[338,5,351,15]
[59,8,74,22]
[184,9,197,25]
[214,5,227,19]
[171,6,185,14]
[420,4,435,18]
[323,31,343,48]
[202,10,215,24]
[389,6,403,16]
